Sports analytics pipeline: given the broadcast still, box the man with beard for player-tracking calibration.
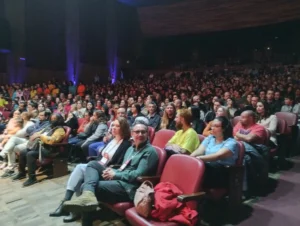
[165,109,200,155]
[12,113,66,187]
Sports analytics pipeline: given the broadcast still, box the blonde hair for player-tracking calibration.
[160,103,176,129]
[177,108,193,125]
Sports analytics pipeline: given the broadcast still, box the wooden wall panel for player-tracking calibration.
[138,0,300,36]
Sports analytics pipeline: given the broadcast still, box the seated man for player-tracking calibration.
[233,110,266,145]
[147,102,161,131]
[11,113,66,187]
[63,122,159,220]
[165,109,200,154]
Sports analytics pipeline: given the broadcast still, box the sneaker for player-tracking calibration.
[11,172,26,181]
[0,162,7,170]
[63,191,99,213]
[1,170,15,178]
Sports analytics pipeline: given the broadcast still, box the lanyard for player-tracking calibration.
[125,144,147,163]
[102,139,122,155]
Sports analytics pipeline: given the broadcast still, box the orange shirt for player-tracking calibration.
[77,85,86,97]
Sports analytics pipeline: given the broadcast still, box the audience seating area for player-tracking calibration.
[0,66,299,225]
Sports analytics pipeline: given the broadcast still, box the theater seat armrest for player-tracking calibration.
[177,192,206,202]
[137,176,161,184]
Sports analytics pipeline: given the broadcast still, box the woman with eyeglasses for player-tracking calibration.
[49,117,131,223]
[191,116,238,188]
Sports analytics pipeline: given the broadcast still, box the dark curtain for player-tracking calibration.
[79,0,106,65]
[25,0,66,70]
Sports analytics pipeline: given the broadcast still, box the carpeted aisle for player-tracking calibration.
[239,157,300,226]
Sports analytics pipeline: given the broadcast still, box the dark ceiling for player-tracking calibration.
[117,0,182,7]
[121,0,300,37]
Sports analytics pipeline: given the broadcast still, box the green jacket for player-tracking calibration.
[113,142,159,200]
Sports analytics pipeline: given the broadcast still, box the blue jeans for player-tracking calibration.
[88,142,105,157]
[68,136,82,145]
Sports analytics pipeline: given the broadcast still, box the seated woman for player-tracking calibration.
[127,103,144,126]
[256,101,278,147]
[68,112,98,145]
[203,106,228,136]
[49,117,131,223]
[0,110,22,148]
[54,102,65,117]
[11,113,66,187]
[0,118,23,153]
[65,112,79,137]
[190,105,205,134]
[77,111,92,134]
[227,98,237,119]
[0,112,35,175]
[160,103,176,131]
[191,116,238,188]
[74,101,86,118]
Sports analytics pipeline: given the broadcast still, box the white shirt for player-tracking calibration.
[100,138,122,161]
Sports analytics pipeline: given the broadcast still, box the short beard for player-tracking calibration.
[176,122,183,130]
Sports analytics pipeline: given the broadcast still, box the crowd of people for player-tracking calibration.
[0,64,299,225]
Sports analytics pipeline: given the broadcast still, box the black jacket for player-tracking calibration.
[97,139,131,166]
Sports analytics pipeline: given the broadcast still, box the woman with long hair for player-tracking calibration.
[226,98,237,119]
[160,103,176,131]
[256,101,278,147]
[128,103,144,126]
[49,117,131,222]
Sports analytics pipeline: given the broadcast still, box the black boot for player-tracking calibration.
[63,212,81,223]
[49,200,69,217]
[22,175,37,187]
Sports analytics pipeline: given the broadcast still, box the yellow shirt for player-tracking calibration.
[0,98,8,107]
[30,90,37,99]
[168,128,200,153]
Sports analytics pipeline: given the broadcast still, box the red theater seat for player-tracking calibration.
[148,126,155,143]
[125,154,205,226]
[152,129,176,149]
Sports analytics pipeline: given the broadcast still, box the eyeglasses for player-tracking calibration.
[132,130,147,135]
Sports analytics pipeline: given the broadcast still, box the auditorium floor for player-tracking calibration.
[1,158,299,226]
[0,170,126,226]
